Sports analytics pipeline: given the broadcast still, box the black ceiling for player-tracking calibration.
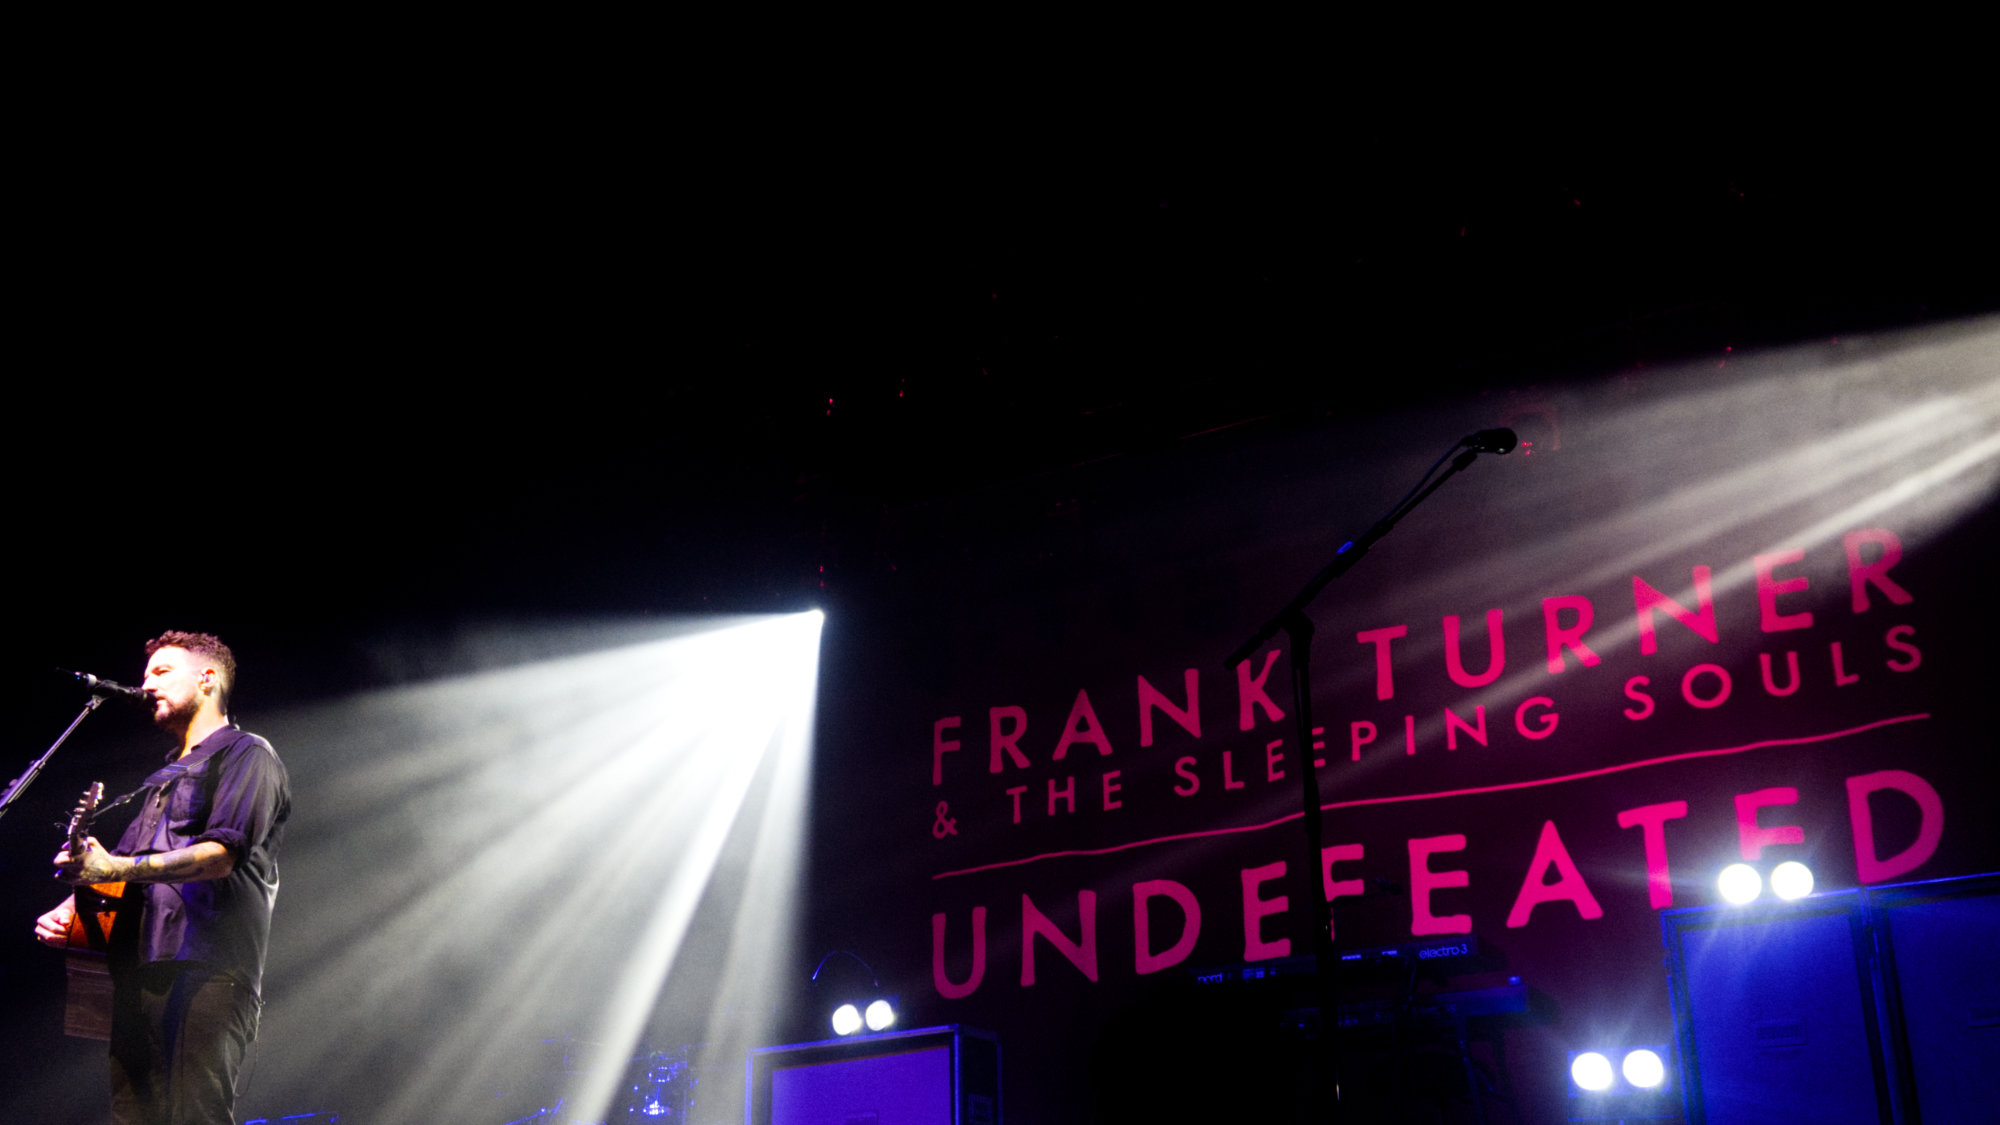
[15,85,1994,696]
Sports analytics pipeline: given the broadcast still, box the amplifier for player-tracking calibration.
[747,1025,999,1125]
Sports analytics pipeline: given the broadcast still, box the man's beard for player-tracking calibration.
[152,692,199,733]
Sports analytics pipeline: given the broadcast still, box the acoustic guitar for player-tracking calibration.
[59,783,127,1040]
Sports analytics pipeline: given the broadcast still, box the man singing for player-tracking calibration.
[36,631,292,1124]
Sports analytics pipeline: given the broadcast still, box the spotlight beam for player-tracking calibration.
[1334,328,2000,779]
[255,613,823,1123]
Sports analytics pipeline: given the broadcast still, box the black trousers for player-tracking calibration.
[108,963,261,1125]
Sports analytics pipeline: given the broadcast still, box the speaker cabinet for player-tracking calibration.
[1664,891,1893,1124]
[1867,873,2000,1121]
[747,1025,999,1125]
[1665,872,2000,1124]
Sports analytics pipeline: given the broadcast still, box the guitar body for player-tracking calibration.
[64,880,128,951]
[64,947,116,1040]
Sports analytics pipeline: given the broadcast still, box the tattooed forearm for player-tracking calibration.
[122,842,235,883]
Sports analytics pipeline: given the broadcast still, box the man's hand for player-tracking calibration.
[35,896,77,948]
[53,837,128,887]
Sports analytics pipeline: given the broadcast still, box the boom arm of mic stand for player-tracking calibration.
[1225,447,1479,669]
[1220,444,1487,1124]
[0,696,105,825]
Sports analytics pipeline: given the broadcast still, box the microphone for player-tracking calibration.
[1462,427,1518,455]
[58,668,154,706]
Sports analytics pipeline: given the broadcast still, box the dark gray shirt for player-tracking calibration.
[110,725,290,994]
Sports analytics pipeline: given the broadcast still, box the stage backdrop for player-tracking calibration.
[804,319,2000,1122]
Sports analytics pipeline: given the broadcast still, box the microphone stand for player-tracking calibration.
[0,695,107,825]
[1223,435,1511,1123]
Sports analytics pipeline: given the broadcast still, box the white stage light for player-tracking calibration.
[1622,1048,1665,1089]
[809,950,898,1040]
[1569,1043,1675,1120]
[863,999,896,1032]
[1771,860,1815,900]
[830,1003,863,1036]
[1570,1051,1614,1092]
[1718,863,1762,904]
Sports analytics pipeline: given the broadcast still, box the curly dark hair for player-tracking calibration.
[144,631,238,712]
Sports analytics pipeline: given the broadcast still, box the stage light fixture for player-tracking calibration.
[1567,1045,1676,1121]
[1621,1047,1665,1089]
[811,949,898,1038]
[1570,1051,1614,1092]
[1770,860,1814,900]
[864,998,896,1032]
[830,1003,863,1037]
[1718,863,1762,904]
[827,997,900,1037]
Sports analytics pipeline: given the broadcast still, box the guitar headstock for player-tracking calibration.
[65,783,105,851]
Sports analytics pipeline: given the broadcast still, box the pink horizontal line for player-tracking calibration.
[930,712,1931,881]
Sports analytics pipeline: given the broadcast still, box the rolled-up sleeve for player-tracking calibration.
[193,738,289,867]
